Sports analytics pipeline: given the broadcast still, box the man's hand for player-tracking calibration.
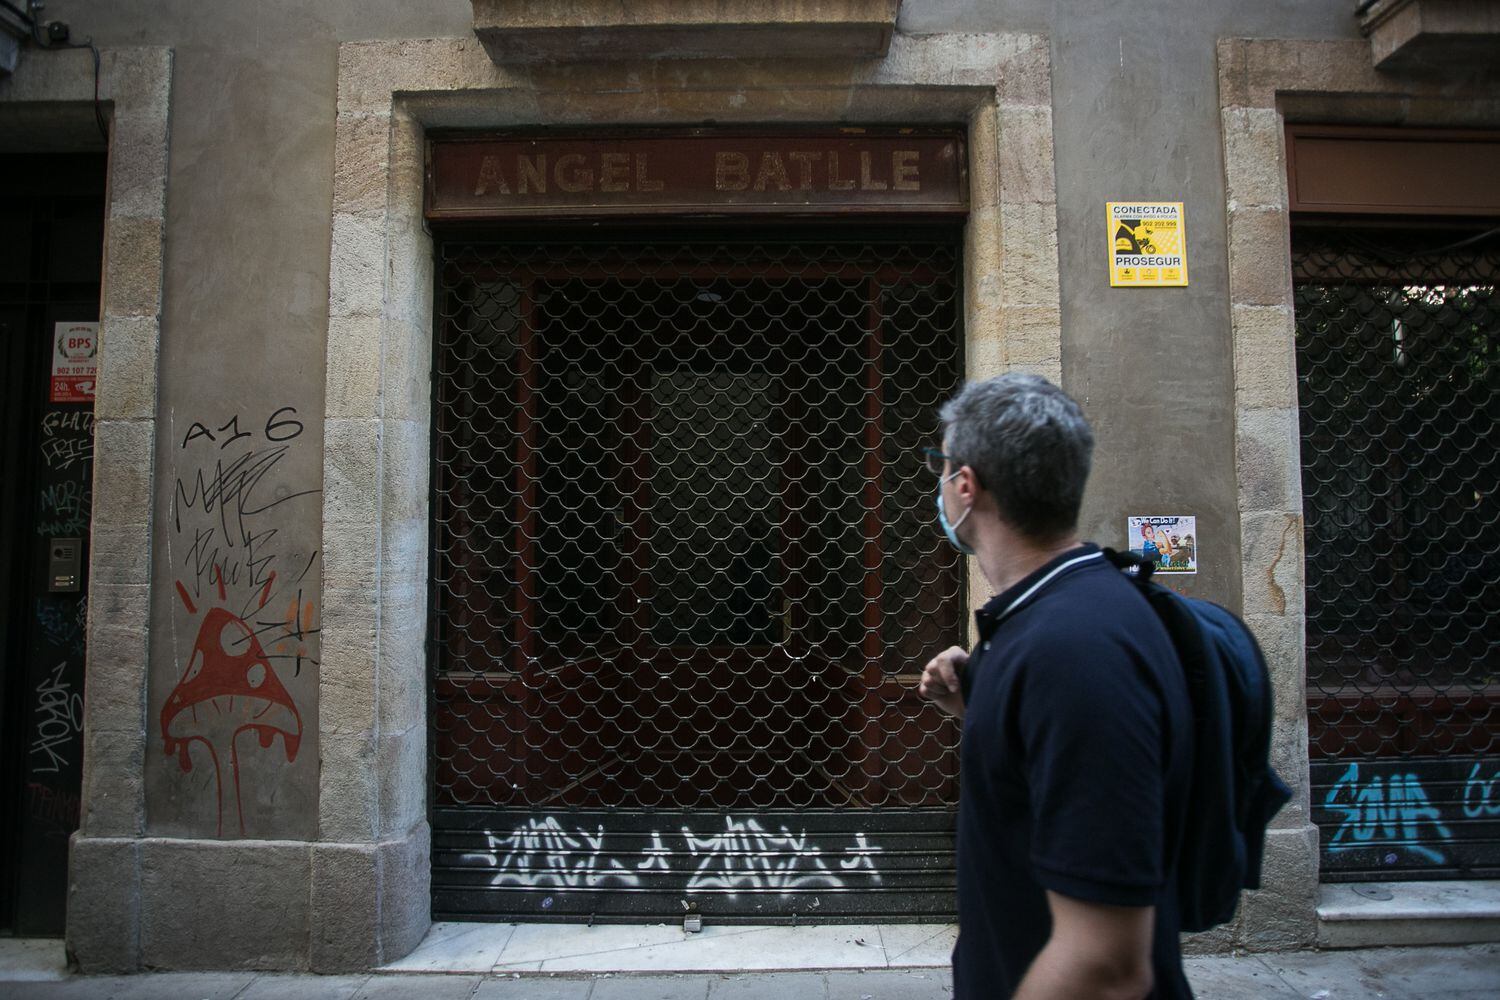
[918,645,968,719]
[1012,892,1155,1000]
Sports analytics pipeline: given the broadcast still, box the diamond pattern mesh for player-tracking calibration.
[1295,227,1500,764]
[431,231,966,816]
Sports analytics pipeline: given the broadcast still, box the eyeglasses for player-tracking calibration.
[920,447,959,476]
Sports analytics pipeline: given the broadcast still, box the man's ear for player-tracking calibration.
[957,465,981,501]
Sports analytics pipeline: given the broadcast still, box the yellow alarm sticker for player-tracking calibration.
[1108,202,1188,287]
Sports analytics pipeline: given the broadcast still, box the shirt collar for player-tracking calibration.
[974,543,1102,641]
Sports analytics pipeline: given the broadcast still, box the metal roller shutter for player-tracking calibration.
[1295,226,1500,881]
[430,229,965,921]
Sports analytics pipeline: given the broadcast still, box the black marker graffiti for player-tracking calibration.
[180,407,305,450]
[174,448,317,550]
[172,409,320,603]
[168,408,322,837]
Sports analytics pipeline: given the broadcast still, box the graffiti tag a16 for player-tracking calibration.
[180,407,304,450]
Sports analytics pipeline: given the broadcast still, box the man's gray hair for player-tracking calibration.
[938,373,1094,541]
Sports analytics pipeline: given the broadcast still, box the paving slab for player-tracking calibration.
[355,973,485,999]
[393,923,955,974]
[1264,943,1500,997]
[2,972,256,1000]
[385,921,516,973]
[707,972,828,998]
[530,926,886,974]
[877,925,955,968]
[236,973,372,999]
[473,974,594,999]
[824,968,951,1000]
[7,942,1500,1000]
[589,974,711,1000]
[1183,956,1300,999]
[498,923,696,969]
[1383,941,1500,992]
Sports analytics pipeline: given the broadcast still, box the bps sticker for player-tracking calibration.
[51,321,98,403]
[1108,202,1187,287]
[1127,515,1197,574]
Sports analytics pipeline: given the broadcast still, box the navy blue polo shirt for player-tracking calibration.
[952,544,1194,1000]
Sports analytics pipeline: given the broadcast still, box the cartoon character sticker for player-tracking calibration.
[1127,515,1197,574]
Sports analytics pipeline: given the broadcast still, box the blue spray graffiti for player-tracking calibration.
[1463,761,1500,820]
[1325,762,1453,865]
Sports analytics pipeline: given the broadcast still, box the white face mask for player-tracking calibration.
[937,470,975,556]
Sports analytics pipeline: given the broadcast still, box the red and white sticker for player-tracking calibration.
[50,321,98,403]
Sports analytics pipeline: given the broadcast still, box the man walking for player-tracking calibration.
[919,373,1194,1000]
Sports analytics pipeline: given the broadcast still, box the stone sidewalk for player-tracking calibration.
[2,944,1498,999]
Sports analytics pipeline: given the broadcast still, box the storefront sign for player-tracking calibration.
[427,131,967,219]
[50,322,98,404]
[1127,515,1197,574]
[1108,202,1188,286]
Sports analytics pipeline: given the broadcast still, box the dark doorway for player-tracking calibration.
[0,153,105,935]
[1295,224,1500,881]
[429,229,966,922]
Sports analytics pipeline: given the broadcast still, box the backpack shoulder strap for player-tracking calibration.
[1101,545,1156,583]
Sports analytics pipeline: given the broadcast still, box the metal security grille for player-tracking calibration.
[430,230,965,921]
[1295,226,1500,881]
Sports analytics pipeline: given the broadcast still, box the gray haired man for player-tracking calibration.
[919,373,1195,1000]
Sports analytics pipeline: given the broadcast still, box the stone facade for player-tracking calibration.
[0,43,171,971]
[324,32,1061,970]
[1217,37,1500,948]
[1,0,1496,974]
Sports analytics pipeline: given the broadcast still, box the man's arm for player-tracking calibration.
[1012,891,1155,1000]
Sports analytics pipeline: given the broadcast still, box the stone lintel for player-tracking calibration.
[1360,0,1500,72]
[471,0,900,64]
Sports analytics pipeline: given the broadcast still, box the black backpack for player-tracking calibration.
[1102,547,1293,932]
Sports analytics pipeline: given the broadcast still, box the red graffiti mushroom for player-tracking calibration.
[162,592,302,836]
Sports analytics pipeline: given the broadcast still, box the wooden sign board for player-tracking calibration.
[426,130,967,220]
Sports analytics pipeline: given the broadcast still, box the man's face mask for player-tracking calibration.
[937,473,975,556]
[924,448,975,556]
